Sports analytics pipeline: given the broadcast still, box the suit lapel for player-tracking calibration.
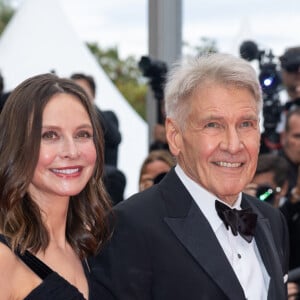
[160,170,245,300]
[242,196,285,300]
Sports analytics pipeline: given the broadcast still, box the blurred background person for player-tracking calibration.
[243,153,289,208]
[103,164,126,206]
[279,107,300,194]
[0,73,112,299]
[138,149,175,192]
[280,46,300,106]
[279,106,300,299]
[280,160,300,272]
[280,166,300,299]
[244,152,300,298]
[71,72,125,205]
[275,46,300,137]
[70,72,121,166]
[0,73,10,113]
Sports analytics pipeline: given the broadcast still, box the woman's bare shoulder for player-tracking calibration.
[0,242,18,299]
[0,241,42,299]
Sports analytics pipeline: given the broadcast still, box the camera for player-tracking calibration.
[139,56,168,124]
[256,184,281,206]
[240,40,283,153]
[138,56,168,102]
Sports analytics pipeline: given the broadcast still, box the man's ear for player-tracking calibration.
[280,180,289,198]
[280,131,286,147]
[165,118,181,156]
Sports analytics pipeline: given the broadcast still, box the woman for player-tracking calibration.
[138,149,175,191]
[0,73,112,299]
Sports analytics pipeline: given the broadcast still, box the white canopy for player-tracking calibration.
[0,0,148,197]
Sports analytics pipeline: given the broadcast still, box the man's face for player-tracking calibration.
[281,114,300,164]
[166,84,260,205]
[281,69,300,100]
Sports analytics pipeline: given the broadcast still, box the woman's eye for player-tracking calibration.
[42,131,58,140]
[76,131,93,139]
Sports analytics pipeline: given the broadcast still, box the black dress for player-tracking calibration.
[0,234,112,300]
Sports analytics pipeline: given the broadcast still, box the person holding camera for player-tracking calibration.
[280,47,300,103]
[276,46,300,134]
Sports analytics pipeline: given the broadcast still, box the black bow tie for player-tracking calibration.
[215,200,257,243]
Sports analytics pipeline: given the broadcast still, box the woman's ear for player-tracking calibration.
[165,118,181,157]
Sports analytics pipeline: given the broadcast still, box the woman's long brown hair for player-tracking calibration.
[0,73,112,258]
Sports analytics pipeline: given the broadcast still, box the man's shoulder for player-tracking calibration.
[114,186,164,219]
[109,186,166,235]
[117,186,162,210]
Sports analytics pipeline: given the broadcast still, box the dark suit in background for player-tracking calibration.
[97,107,121,166]
[103,164,126,206]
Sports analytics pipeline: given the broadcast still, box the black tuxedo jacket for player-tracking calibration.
[92,168,289,299]
[96,107,121,166]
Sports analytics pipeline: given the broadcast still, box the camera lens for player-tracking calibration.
[256,185,275,204]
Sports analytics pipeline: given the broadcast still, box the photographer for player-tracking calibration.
[280,46,300,104]
[276,46,300,134]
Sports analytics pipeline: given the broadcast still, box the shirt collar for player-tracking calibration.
[175,165,242,232]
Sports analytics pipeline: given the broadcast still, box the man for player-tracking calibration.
[276,46,300,134]
[93,53,289,299]
[280,107,300,192]
[280,46,300,104]
[279,108,300,283]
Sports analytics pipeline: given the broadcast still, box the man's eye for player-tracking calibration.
[241,121,254,128]
[205,122,220,128]
[42,131,58,140]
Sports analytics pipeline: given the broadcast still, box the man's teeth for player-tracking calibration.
[52,168,79,174]
[217,162,241,168]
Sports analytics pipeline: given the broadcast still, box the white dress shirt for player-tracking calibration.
[175,165,270,300]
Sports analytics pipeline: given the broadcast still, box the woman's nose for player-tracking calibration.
[59,137,80,159]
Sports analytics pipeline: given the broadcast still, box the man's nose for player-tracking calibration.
[220,127,243,153]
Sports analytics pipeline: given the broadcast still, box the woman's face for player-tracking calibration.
[28,93,97,202]
[139,160,171,191]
